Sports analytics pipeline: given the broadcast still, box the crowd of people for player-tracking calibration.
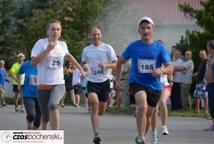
[0,17,214,144]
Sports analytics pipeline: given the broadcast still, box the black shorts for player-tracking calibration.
[87,80,110,102]
[73,84,81,95]
[129,83,161,107]
[81,87,86,90]
[65,85,73,91]
[13,85,23,92]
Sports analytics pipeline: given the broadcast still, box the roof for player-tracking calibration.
[125,0,202,25]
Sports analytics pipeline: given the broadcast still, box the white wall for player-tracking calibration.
[101,24,201,54]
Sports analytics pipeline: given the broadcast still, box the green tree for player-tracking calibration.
[177,0,214,65]
[0,0,115,67]
[19,0,111,58]
[0,0,23,63]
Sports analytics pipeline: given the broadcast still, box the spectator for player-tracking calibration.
[193,50,208,113]
[171,49,183,110]
[180,51,194,109]
[0,60,7,107]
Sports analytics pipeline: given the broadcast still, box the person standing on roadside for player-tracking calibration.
[0,60,7,107]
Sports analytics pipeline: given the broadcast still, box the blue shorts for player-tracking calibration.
[87,80,110,102]
[193,82,207,99]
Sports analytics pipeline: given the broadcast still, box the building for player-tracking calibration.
[100,0,202,53]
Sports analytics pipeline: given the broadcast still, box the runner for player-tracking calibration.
[31,20,84,130]
[150,73,173,144]
[61,61,74,107]
[18,60,41,130]
[81,26,117,144]
[0,60,7,107]
[71,65,81,107]
[115,17,172,144]
[9,53,25,112]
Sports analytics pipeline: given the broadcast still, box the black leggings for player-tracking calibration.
[23,97,41,128]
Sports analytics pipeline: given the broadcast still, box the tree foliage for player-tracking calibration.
[0,0,113,68]
[177,0,214,65]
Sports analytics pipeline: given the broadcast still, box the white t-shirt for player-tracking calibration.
[31,38,69,85]
[81,43,117,83]
[181,59,194,84]
[173,58,184,83]
[72,68,81,86]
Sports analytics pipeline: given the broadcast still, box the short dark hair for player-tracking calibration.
[171,45,177,49]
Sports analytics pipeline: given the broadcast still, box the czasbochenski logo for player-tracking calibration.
[1,132,12,143]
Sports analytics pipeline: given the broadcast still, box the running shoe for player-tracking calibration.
[135,136,145,144]
[93,136,102,144]
[204,125,214,131]
[162,126,169,135]
[15,106,19,112]
[2,103,7,107]
[151,132,157,144]
[20,107,24,113]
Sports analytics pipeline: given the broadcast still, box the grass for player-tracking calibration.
[106,105,210,119]
[5,97,210,119]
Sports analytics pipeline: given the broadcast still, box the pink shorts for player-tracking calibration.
[163,84,172,94]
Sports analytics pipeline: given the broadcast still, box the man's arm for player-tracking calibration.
[162,62,173,75]
[115,57,127,90]
[98,61,117,69]
[153,62,173,77]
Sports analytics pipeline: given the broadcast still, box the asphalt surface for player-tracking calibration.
[0,105,213,144]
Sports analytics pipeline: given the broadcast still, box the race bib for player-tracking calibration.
[48,55,63,69]
[91,67,104,76]
[29,75,37,86]
[138,59,155,73]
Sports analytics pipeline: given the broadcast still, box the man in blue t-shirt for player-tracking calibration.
[115,16,172,144]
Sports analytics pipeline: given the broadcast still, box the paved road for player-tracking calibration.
[0,105,213,144]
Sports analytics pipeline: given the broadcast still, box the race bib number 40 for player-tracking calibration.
[138,59,155,73]
[91,67,104,76]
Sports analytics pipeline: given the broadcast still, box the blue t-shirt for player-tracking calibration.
[0,67,7,86]
[122,40,171,91]
[18,60,37,97]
